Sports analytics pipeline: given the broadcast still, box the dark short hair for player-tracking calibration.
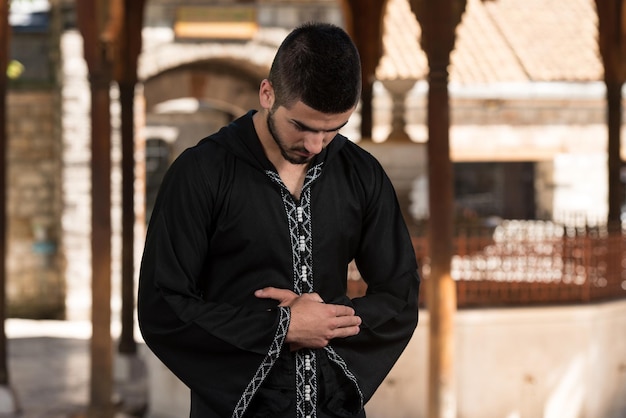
[268,22,362,114]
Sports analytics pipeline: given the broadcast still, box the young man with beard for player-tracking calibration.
[138,22,420,418]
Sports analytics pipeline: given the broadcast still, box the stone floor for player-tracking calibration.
[2,319,147,418]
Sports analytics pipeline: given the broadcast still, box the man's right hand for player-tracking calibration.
[255,287,362,349]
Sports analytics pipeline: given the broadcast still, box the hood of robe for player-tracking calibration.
[203,110,349,173]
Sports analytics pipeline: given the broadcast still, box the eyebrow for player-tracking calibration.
[291,119,349,133]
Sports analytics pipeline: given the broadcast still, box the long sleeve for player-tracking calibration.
[138,144,290,416]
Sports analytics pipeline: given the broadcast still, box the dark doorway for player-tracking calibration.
[454,162,535,221]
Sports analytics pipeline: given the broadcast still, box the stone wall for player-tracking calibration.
[6,89,64,318]
[375,81,618,223]
[367,300,626,418]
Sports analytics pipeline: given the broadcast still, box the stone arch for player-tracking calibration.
[138,34,281,82]
[143,58,266,115]
[141,54,270,155]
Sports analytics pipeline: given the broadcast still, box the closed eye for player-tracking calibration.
[291,120,347,133]
[292,122,310,132]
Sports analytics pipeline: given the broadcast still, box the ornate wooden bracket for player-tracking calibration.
[341,0,387,139]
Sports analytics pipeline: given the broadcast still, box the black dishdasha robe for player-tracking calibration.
[138,110,420,418]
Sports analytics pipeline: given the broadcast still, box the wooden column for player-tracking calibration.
[114,0,146,356]
[341,0,386,140]
[118,79,137,355]
[411,1,466,417]
[0,3,19,413]
[88,68,115,418]
[76,1,116,415]
[0,0,10,393]
[606,78,623,225]
[595,0,626,224]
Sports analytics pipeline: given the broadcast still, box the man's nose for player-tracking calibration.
[303,131,326,155]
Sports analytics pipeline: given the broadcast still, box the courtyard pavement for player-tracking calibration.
[2,319,147,418]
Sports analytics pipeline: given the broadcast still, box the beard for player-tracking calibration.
[266,109,311,165]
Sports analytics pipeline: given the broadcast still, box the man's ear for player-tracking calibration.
[259,79,275,109]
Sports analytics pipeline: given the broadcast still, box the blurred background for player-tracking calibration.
[1,0,626,417]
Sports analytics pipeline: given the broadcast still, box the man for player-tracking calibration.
[138,22,420,418]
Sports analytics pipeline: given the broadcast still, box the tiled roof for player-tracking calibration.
[377,0,603,84]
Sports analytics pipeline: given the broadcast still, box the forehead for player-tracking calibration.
[279,100,355,130]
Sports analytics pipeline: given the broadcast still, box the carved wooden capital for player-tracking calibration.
[410,0,466,68]
[595,0,626,82]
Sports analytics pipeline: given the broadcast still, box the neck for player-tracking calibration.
[253,110,304,170]
[252,110,308,198]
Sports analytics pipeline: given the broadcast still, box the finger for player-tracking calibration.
[254,287,297,301]
[331,324,361,339]
[330,304,356,317]
[333,315,362,329]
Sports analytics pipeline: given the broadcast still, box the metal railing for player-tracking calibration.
[348,220,626,308]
